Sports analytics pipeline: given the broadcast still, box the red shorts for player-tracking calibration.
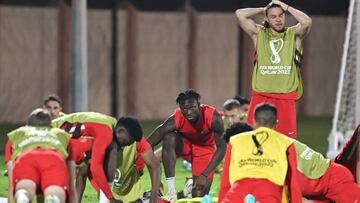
[68,138,93,164]
[13,149,69,192]
[180,138,215,179]
[221,178,282,203]
[300,162,360,202]
[247,92,297,138]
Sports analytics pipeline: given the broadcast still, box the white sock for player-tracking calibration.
[15,189,30,203]
[166,177,176,192]
[44,195,61,203]
[99,190,110,203]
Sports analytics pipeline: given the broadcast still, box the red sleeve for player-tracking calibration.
[136,137,151,155]
[88,125,114,200]
[4,140,12,163]
[286,144,302,203]
[135,138,151,171]
[218,143,232,202]
[335,124,360,179]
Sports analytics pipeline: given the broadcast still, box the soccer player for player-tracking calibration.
[232,95,250,118]
[223,99,246,129]
[43,94,65,120]
[334,124,360,182]
[220,104,360,203]
[5,108,77,203]
[235,0,312,138]
[218,103,302,203]
[215,98,251,174]
[147,89,226,202]
[105,117,160,203]
[52,113,160,203]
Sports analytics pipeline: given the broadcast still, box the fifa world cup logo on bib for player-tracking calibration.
[269,39,284,64]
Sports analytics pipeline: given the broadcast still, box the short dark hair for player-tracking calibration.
[28,108,51,127]
[233,96,250,107]
[254,103,277,127]
[223,99,240,111]
[224,123,253,143]
[116,116,143,142]
[43,94,63,106]
[176,89,201,104]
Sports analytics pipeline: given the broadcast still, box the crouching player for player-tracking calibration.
[105,117,161,203]
[5,108,77,203]
[218,104,302,203]
[52,113,160,203]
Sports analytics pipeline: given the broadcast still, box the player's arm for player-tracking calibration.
[6,161,13,203]
[195,111,226,189]
[141,148,161,203]
[147,115,176,147]
[67,141,79,203]
[104,141,119,184]
[218,144,232,202]
[235,7,262,45]
[272,0,312,38]
[286,144,302,202]
[67,160,78,203]
[89,128,115,201]
[5,140,14,203]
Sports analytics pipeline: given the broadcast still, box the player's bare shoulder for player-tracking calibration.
[211,111,224,135]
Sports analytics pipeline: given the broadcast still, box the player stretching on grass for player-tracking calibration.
[147,89,226,202]
[219,104,302,203]
[52,113,160,203]
[5,108,77,203]
[221,104,360,203]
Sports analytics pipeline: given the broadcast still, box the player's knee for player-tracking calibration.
[15,189,31,203]
[44,195,62,203]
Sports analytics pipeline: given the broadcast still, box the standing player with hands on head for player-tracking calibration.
[236,0,312,138]
[147,89,226,202]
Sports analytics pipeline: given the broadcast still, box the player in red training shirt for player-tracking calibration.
[147,89,226,202]
[52,113,160,203]
[5,109,77,203]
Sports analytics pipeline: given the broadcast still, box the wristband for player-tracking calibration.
[286,5,290,12]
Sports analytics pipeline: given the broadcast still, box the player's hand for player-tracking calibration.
[272,0,288,11]
[193,173,208,190]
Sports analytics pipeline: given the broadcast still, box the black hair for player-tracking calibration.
[254,103,277,127]
[233,96,250,107]
[28,108,51,127]
[176,89,201,104]
[116,116,143,142]
[224,123,253,143]
[223,99,240,111]
[263,2,284,28]
[43,94,63,106]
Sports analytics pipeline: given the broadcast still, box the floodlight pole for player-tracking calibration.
[72,0,88,112]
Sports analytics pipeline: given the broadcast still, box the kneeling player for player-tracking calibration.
[5,109,77,203]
